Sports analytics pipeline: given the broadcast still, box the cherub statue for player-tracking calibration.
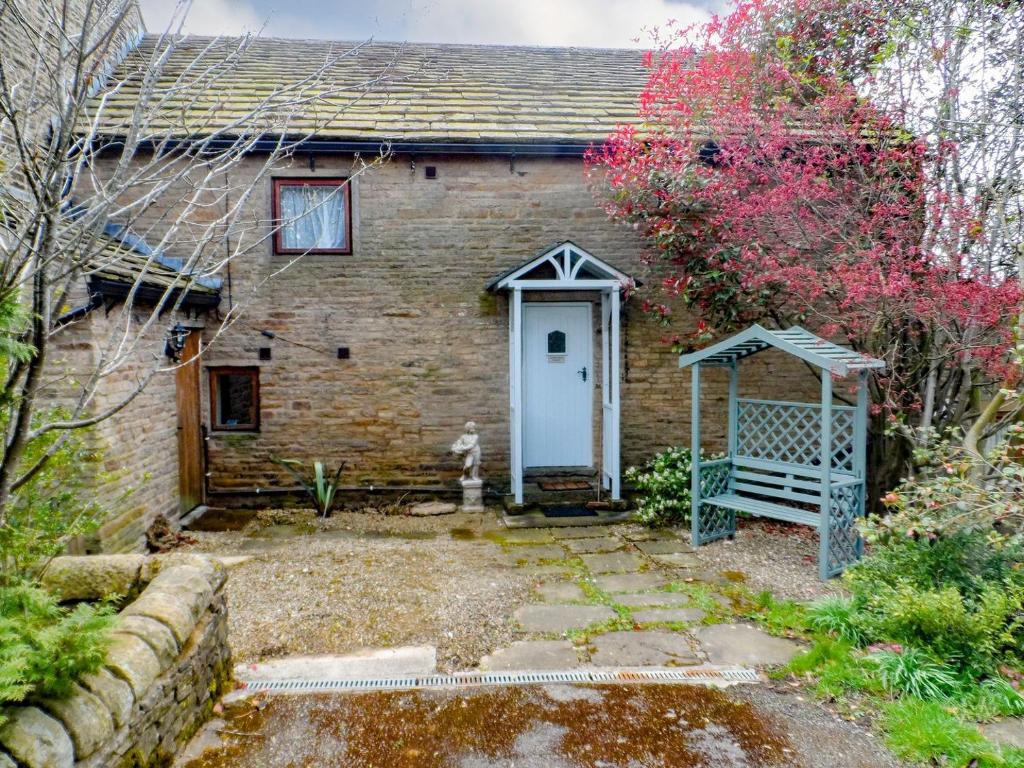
[451,421,481,481]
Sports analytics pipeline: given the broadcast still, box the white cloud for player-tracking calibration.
[139,0,712,47]
[139,0,309,37]
[400,0,710,48]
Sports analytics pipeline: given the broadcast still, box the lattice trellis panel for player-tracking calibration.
[694,463,735,545]
[824,483,864,578]
[736,400,856,473]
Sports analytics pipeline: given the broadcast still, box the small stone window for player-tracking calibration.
[272,177,352,255]
[209,367,260,431]
[547,330,566,355]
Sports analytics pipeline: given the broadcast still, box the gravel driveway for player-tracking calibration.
[184,509,532,671]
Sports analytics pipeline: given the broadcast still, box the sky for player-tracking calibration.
[139,0,720,48]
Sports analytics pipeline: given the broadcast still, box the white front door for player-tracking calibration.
[523,303,593,468]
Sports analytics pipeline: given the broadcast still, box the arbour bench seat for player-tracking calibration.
[693,456,865,579]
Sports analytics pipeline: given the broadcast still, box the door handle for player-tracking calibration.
[578,366,588,382]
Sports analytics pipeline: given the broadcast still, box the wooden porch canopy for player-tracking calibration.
[679,325,884,579]
[488,242,633,504]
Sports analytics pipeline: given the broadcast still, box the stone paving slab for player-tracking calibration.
[580,552,645,574]
[693,624,802,667]
[631,608,706,624]
[648,552,701,569]
[525,563,575,577]
[514,604,616,634]
[237,647,437,681]
[980,719,1024,750]
[634,540,695,556]
[509,545,568,564]
[535,581,587,602]
[588,630,701,667]
[591,573,668,593]
[613,592,694,608]
[479,640,580,671]
[563,537,624,555]
[551,526,617,539]
[502,529,557,545]
[621,529,683,542]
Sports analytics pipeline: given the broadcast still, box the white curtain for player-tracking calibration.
[279,184,347,250]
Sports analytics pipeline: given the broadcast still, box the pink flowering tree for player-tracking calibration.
[588,0,1023,499]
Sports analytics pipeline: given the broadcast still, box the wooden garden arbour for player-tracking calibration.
[678,325,884,579]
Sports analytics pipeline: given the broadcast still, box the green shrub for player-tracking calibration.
[785,636,878,699]
[807,596,867,645]
[0,410,104,585]
[869,647,960,700]
[0,583,116,726]
[960,677,1024,720]
[626,447,702,527]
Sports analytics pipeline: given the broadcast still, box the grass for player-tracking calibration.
[882,699,1013,767]
[782,633,1024,767]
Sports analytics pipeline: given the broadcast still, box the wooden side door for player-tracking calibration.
[175,330,204,515]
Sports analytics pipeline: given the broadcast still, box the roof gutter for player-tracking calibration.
[99,137,599,158]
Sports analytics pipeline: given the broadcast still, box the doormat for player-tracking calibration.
[537,480,592,491]
[542,505,598,518]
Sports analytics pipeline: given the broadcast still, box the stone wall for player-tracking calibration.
[48,308,188,553]
[0,555,231,768]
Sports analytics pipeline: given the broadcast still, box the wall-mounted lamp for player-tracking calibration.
[164,322,188,361]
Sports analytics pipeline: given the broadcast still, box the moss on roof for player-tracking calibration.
[89,36,649,144]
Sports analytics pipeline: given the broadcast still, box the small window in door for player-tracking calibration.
[547,330,566,354]
[209,367,259,431]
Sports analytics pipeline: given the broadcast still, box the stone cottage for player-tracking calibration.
[52,31,819,550]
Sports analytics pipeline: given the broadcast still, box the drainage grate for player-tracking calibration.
[239,666,761,694]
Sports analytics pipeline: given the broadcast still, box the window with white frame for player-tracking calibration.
[272,177,351,254]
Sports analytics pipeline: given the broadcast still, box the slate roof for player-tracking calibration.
[86,221,221,296]
[90,36,649,145]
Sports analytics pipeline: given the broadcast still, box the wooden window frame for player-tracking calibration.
[271,177,352,255]
[209,366,260,432]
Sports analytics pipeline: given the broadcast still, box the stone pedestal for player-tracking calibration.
[460,478,484,512]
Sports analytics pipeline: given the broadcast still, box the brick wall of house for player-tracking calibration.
[157,152,822,495]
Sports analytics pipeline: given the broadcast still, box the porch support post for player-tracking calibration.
[601,292,610,492]
[853,370,869,553]
[690,363,702,546]
[727,361,739,465]
[609,287,621,500]
[853,370,868,483]
[818,371,833,580]
[511,287,524,505]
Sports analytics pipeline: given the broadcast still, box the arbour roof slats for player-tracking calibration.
[678,324,884,376]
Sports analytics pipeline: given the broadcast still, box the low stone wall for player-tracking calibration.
[0,554,232,768]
